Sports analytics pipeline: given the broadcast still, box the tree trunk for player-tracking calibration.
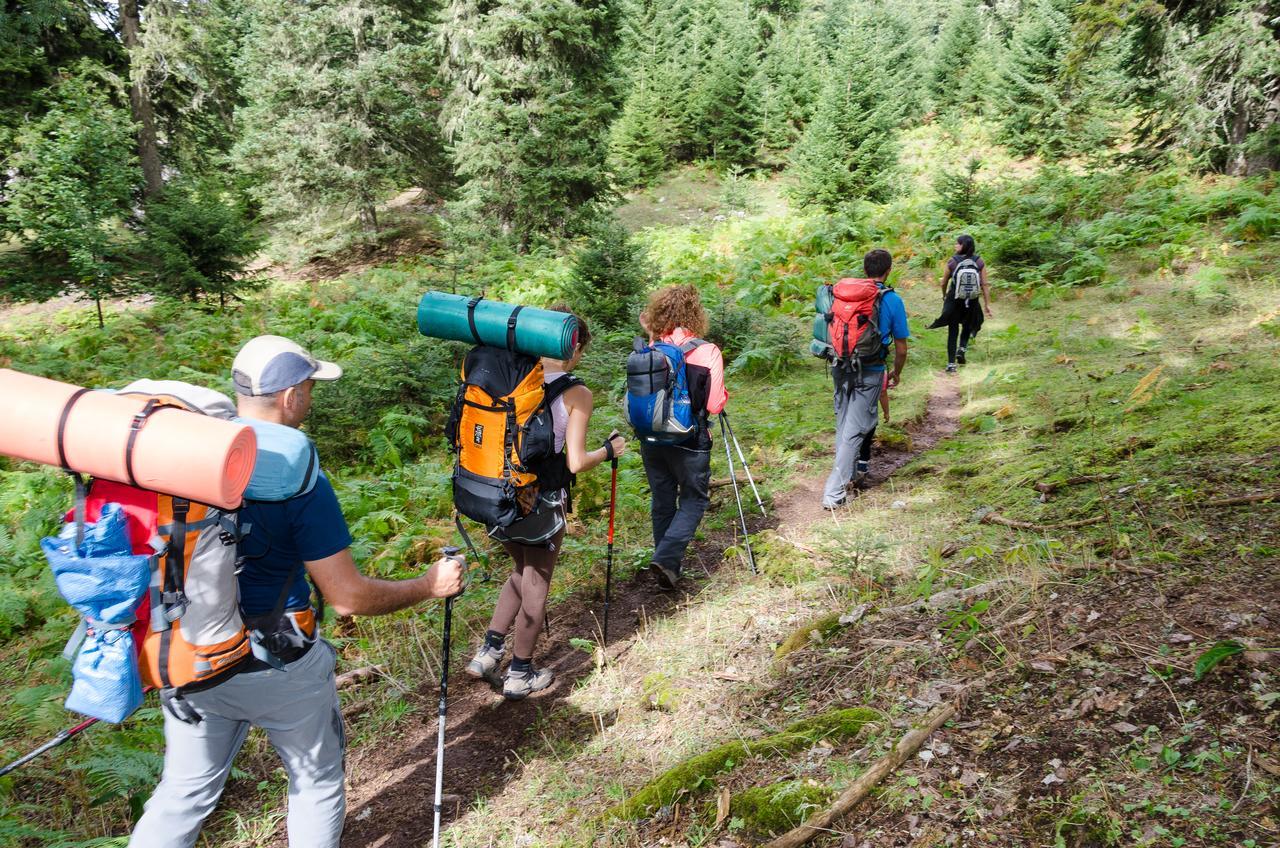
[119,0,163,199]
[95,296,104,329]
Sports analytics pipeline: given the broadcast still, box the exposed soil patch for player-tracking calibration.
[334,383,965,847]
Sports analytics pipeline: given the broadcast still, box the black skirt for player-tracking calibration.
[927,296,984,335]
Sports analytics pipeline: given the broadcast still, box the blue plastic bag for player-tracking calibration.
[41,503,151,723]
[67,628,143,723]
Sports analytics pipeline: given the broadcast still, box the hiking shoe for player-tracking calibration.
[649,561,679,591]
[822,498,847,510]
[856,460,870,477]
[503,666,553,700]
[945,363,958,374]
[465,644,504,685]
[956,347,967,365]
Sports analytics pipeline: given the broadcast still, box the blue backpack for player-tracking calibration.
[626,337,705,444]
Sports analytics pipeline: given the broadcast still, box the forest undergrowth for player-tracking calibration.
[0,124,1278,847]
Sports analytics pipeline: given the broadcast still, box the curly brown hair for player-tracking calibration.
[643,284,708,337]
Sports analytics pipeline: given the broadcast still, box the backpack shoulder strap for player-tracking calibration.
[544,374,584,404]
[678,338,706,354]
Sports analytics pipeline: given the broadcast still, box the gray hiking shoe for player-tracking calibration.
[466,644,504,685]
[945,363,958,374]
[503,666,553,700]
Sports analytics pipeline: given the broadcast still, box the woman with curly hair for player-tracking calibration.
[636,285,728,590]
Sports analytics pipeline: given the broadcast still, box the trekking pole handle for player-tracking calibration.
[439,546,466,598]
[602,430,620,461]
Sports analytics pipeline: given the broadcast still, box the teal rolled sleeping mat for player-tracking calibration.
[416,291,580,360]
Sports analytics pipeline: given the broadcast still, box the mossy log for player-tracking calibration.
[603,707,880,821]
[731,781,834,838]
[773,611,846,666]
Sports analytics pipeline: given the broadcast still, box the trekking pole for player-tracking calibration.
[0,685,157,778]
[720,411,765,518]
[719,415,756,574]
[432,544,465,848]
[603,433,619,644]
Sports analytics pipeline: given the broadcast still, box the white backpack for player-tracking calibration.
[952,257,982,302]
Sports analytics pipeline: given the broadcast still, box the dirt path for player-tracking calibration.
[772,374,962,536]
[337,379,963,847]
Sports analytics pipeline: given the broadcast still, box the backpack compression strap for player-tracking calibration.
[465,295,484,345]
[124,399,163,488]
[55,387,93,547]
[506,305,524,351]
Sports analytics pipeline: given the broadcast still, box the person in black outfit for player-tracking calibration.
[928,234,993,372]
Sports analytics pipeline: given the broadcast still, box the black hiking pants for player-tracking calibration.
[640,441,711,576]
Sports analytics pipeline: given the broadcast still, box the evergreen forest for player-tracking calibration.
[0,0,1278,845]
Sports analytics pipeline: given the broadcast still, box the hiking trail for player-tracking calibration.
[333,376,964,848]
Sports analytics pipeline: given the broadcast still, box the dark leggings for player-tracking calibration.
[946,322,974,364]
[488,525,564,659]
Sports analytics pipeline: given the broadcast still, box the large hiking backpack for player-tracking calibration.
[40,381,321,724]
[43,383,254,723]
[446,347,565,529]
[817,279,889,371]
[952,257,982,302]
[626,337,705,444]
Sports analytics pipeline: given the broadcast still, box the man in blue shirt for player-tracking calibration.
[822,249,910,509]
[130,335,463,848]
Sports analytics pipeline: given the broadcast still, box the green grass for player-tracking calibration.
[1,121,1277,845]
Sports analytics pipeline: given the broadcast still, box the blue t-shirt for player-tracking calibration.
[864,286,910,372]
[238,472,353,616]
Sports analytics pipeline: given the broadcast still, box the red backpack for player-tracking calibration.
[824,278,889,370]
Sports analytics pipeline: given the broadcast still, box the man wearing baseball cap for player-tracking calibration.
[130,335,464,848]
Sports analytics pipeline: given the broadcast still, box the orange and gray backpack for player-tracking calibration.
[46,381,318,723]
[446,346,581,532]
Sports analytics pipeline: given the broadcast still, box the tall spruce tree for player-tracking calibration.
[688,3,761,165]
[754,20,822,165]
[788,30,898,210]
[610,68,670,186]
[440,0,620,247]
[994,0,1071,158]
[233,0,449,232]
[929,0,986,116]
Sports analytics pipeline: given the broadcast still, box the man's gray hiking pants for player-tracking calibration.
[129,639,346,848]
[822,370,884,508]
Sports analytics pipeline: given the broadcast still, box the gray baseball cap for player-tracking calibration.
[232,335,342,396]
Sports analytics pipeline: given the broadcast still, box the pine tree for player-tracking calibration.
[929,0,985,116]
[233,0,449,232]
[440,0,620,247]
[755,21,822,165]
[1,63,140,325]
[688,4,761,166]
[610,70,670,186]
[137,175,266,308]
[994,0,1071,158]
[788,32,898,211]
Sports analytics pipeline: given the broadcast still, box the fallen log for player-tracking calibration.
[1032,474,1117,495]
[1201,492,1279,507]
[981,512,1105,531]
[761,702,958,848]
